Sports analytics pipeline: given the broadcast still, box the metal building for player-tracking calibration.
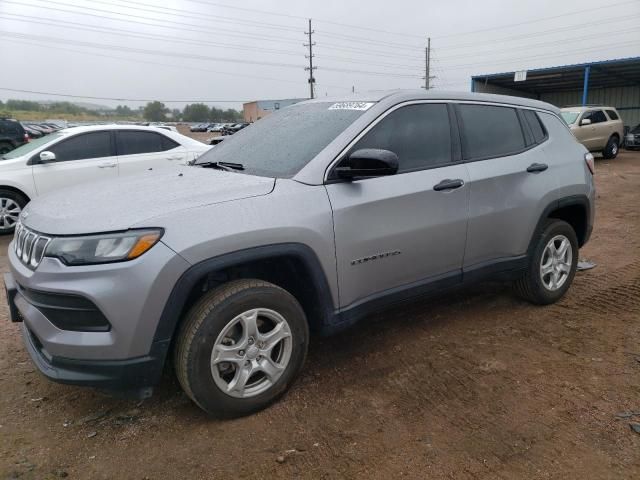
[471,57,640,128]
[243,98,306,122]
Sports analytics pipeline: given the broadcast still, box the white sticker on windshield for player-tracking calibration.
[328,102,375,111]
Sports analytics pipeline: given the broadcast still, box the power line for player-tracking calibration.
[439,40,640,71]
[436,13,640,50]
[12,0,303,46]
[174,0,638,45]
[434,27,640,61]
[0,31,303,68]
[314,31,423,51]
[432,0,639,39]
[0,13,303,58]
[1,37,352,91]
[0,31,422,79]
[1,13,425,71]
[105,0,301,32]
[0,87,248,103]
[10,0,428,62]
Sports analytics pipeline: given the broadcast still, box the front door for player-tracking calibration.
[326,103,470,309]
[32,130,118,196]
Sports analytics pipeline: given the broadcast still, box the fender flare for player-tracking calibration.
[151,242,336,345]
[527,194,592,255]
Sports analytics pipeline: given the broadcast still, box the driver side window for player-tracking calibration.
[48,132,113,162]
[347,103,452,173]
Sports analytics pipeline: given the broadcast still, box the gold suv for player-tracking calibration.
[560,106,624,159]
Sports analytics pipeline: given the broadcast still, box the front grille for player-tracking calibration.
[13,223,51,269]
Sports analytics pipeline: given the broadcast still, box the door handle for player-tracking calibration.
[526,163,548,173]
[433,178,465,191]
[98,162,117,168]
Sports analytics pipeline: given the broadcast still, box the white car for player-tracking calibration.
[0,125,210,233]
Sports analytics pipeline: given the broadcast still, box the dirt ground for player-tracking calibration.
[1,150,639,480]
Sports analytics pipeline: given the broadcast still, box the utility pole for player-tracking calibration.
[424,37,432,90]
[304,19,316,99]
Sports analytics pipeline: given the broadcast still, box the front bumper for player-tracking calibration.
[6,239,191,393]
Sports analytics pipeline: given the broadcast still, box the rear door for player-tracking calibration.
[115,130,188,176]
[457,104,558,271]
[32,130,118,195]
[326,102,470,308]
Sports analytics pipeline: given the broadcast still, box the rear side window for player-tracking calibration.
[458,104,525,160]
[522,110,547,144]
[48,132,112,162]
[605,110,619,120]
[0,120,24,135]
[582,110,607,124]
[349,103,452,173]
[116,131,178,155]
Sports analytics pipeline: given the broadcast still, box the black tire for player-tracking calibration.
[174,279,309,417]
[0,143,13,155]
[602,135,620,159]
[514,219,579,305]
[0,188,28,235]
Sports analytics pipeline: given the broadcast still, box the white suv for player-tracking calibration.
[0,125,210,233]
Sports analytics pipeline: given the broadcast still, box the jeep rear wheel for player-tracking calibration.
[603,135,619,159]
[515,219,579,305]
[174,279,309,417]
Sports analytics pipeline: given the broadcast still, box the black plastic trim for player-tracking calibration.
[528,194,592,253]
[152,243,336,344]
[333,270,462,332]
[462,255,528,284]
[22,323,165,397]
[17,283,111,332]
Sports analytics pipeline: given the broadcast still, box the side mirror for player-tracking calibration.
[335,148,399,180]
[580,118,592,126]
[39,151,56,163]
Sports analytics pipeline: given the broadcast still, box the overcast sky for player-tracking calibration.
[0,0,639,110]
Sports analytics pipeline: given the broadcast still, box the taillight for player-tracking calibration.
[585,152,594,175]
[24,133,30,143]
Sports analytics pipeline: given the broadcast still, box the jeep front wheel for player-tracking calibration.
[174,279,309,417]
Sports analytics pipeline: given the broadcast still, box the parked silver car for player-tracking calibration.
[5,91,595,417]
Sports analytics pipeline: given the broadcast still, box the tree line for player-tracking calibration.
[143,101,243,122]
[0,99,243,123]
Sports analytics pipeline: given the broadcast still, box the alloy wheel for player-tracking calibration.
[210,308,292,398]
[0,198,21,231]
[539,234,572,291]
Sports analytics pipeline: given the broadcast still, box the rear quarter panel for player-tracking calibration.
[539,111,595,206]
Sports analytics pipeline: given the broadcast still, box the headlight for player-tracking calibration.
[45,229,163,265]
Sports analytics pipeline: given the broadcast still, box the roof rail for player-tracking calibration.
[562,104,609,108]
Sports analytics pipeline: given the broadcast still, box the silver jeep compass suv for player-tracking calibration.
[5,91,595,417]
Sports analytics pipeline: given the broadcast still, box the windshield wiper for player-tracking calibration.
[195,161,245,171]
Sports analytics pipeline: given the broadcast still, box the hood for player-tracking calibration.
[22,166,275,235]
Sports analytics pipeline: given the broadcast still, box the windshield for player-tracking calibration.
[1,132,64,160]
[561,111,580,125]
[195,102,371,177]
